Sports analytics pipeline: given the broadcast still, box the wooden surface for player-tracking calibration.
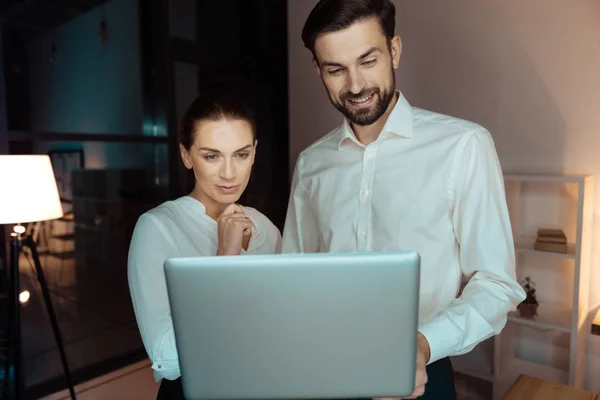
[502,375,599,400]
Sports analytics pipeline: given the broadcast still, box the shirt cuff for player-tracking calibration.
[418,315,460,365]
[151,359,180,381]
[243,222,262,253]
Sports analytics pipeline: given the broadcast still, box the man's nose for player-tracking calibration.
[347,68,367,95]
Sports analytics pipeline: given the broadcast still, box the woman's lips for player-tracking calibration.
[217,185,239,194]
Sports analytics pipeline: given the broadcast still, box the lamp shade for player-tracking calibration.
[0,155,64,224]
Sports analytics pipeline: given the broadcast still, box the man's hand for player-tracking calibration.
[405,333,430,398]
[372,332,430,400]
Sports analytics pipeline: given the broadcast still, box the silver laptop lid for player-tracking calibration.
[165,251,420,400]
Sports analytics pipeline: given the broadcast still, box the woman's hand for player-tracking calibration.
[216,204,252,256]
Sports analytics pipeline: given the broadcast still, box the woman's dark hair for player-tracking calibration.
[302,0,396,58]
[180,88,256,150]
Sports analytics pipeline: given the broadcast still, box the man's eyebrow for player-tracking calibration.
[320,47,381,68]
[321,61,344,68]
[358,47,380,60]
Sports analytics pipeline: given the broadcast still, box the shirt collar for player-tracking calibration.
[179,195,259,235]
[338,90,414,149]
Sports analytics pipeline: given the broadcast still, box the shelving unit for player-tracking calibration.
[452,174,595,400]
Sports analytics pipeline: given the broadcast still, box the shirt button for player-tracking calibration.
[360,230,367,237]
[362,189,370,197]
[158,365,162,369]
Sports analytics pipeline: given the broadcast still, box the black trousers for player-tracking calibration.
[156,357,456,400]
[157,376,185,399]
[408,357,457,400]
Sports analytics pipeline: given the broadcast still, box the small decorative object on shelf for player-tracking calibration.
[534,228,567,253]
[518,276,539,318]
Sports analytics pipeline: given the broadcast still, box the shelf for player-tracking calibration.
[484,173,594,400]
[507,303,572,333]
[453,366,494,383]
[504,174,588,184]
[515,240,576,260]
[450,339,495,382]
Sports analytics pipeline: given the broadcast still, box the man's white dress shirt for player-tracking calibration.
[128,196,281,381]
[282,91,526,364]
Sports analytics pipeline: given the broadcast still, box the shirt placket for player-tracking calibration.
[356,143,377,252]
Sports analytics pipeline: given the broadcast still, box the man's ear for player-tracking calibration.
[312,58,322,77]
[180,143,193,169]
[390,35,402,70]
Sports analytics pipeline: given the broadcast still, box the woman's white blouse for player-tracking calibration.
[127,196,281,381]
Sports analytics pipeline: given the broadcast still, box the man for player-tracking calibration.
[282,0,526,399]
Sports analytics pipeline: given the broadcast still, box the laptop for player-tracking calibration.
[164,251,420,400]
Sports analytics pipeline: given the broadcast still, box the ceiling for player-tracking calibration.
[0,0,109,32]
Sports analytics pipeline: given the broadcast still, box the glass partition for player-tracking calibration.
[12,139,168,394]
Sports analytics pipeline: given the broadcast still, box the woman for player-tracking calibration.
[127,91,281,399]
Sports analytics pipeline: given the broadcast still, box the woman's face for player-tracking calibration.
[180,118,256,216]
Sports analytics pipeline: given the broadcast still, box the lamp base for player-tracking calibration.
[5,233,76,399]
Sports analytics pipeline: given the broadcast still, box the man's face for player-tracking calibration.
[312,17,401,126]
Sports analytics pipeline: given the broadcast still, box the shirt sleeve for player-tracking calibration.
[127,213,181,381]
[281,157,322,253]
[418,129,526,364]
[245,213,282,255]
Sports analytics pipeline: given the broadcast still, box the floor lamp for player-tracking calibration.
[0,155,76,399]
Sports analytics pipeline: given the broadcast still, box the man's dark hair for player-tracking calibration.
[301,0,396,57]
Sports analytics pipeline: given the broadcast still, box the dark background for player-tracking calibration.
[0,1,289,398]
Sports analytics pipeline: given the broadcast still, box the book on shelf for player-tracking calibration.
[536,228,566,240]
[535,228,567,253]
[534,241,567,253]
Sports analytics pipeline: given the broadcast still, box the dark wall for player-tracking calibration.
[141,0,289,229]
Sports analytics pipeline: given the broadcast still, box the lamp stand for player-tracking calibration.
[8,230,76,399]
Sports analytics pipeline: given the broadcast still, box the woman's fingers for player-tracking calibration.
[220,203,244,217]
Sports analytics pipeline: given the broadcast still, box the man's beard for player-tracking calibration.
[330,76,396,126]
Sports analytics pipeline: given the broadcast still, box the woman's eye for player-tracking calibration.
[204,154,217,161]
[237,153,249,159]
